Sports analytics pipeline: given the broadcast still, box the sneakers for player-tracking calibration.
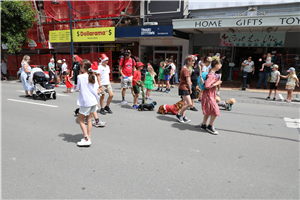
[100,108,106,115]
[200,123,207,130]
[273,97,276,101]
[183,116,191,123]
[55,85,59,87]
[121,100,128,104]
[77,138,91,146]
[171,85,174,88]
[206,125,218,135]
[160,89,162,92]
[132,105,139,109]
[190,107,198,111]
[266,96,270,100]
[148,97,152,100]
[166,90,170,93]
[156,88,160,91]
[104,106,113,114]
[176,114,184,123]
[93,120,106,127]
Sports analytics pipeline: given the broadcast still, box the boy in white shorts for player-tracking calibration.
[98,54,114,115]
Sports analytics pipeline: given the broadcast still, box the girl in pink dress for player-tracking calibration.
[65,71,73,93]
[200,56,223,135]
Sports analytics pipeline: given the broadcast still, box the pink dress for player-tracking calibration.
[201,72,220,116]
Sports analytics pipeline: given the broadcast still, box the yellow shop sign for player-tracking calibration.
[50,27,115,43]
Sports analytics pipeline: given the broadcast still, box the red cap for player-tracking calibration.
[91,61,98,71]
[100,54,108,61]
[138,62,144,67]
[73,55,83,64]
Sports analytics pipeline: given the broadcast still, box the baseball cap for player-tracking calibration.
[287,67,295,72]
[215,53,220,57]
[137,62,144,67]
[124,49,131,56]
[62,59,66,62]
[169,59,173,62]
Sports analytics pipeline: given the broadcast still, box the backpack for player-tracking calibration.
[198,72,208,90]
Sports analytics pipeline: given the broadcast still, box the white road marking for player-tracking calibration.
[17,90,69,96]
[7,99,58,108]
[283,117,300,129]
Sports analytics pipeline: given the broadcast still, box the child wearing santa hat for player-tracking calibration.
[98,54,114,115]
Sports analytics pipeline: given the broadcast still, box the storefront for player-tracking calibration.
[115,25,189,72]
[173,13,300,79]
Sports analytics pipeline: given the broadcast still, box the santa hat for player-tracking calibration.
[147,63,152,67]
[73,55,83,64]
[137,62,144,67]
[189,54,199,61]
[100,53,109,61]
[91,61,98,72]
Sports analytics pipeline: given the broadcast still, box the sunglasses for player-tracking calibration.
[248,57,252,59]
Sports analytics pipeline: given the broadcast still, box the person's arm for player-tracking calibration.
[252,65,255,75]
[96,74,101,87]
[24,63,31,73]
[186,76,192,94]
[205,73,222,89]
[295,77,299,87]
[280,75,288,79]
[153,76,156,85]
[275,73,280,86]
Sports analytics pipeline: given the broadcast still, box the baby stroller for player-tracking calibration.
[31,71,56,101]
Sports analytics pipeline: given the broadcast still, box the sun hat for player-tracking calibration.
[57,60,62,64]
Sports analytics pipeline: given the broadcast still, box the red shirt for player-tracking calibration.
[119,58,136,77]
[132,70,141,86]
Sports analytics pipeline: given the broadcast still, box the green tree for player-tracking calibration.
[1,1,36,54]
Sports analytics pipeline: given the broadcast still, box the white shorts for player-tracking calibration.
[79,105,97,116]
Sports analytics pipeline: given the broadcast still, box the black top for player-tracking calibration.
[72,61,81,72]
[191,66,200,86]
[216,59,223,74]
[164,64,172,75]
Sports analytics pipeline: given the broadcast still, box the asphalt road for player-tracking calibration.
[1,81,299,199]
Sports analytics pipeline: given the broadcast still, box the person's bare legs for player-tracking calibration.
[202,115,209,125]
[122,88,126,99]
[78,114,88,138]
[133,93,139,105]
[179,95,192,117]
[274,89,278,98]
[106,91,114,107]
[190,99,195,108]
[208,115,217,126]
[268,89,273,97]
[100,94,105,108]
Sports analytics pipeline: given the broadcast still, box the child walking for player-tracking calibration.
[76,59,101,147]
[156,61,165,92]
[132,62,145,109]
[266,64,280,101]
[200,56,223,135]
[65,71,73,93]
[280,67,299,102]
[260,53,272,71]
[144,63,156,100]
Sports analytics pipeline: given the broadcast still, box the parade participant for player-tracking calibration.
[132,62,144,109]
[48,58,58,87]
[72,55,82,92]
[280,67,299,103]
[65,71,73,93]
[190,59,201,111]
[241,56,255,90]
[76,59,102,147]
[98,54,114,115]
[176,55,194,123]
[20,55,34,97]
[144,63,157,100]
[199,56,212,101]
[163,58,173,93]
[156,61,165,92]
[119,49,136,104]
[266,64,280,101]
[199,56,222,135]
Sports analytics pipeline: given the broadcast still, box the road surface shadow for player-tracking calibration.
[58,133,83,144]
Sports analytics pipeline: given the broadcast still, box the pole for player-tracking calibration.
[68,0,74,67]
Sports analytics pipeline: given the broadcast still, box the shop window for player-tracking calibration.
[154,46,178,51]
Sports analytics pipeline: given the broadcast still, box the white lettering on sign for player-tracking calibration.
[141,28,155,35]
[195,20,222,27]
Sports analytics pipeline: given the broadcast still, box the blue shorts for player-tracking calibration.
[164,75,170,81]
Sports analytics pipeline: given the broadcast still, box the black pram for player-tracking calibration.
[32,71,56,101]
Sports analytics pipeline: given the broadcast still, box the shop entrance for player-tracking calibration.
[233,47,265,78]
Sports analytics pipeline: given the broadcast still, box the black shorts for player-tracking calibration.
[63,71,67,76]
[190,85,197,99]
[269,82,278,90]
[179,89,190,96]
[133,85,139,94]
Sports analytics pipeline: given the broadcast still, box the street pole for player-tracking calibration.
[67,0,74,67]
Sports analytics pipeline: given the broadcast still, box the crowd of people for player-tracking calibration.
[17,50,299,146]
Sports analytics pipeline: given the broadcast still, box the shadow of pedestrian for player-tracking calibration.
[58,133,83,143]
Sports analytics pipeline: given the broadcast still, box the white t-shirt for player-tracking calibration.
[170,63,176,75]
[266,57,271,64]
[62,63,68,72]
[98,64,110,85]
[202,65,209,73]
[77,74,98,107]
[1,62,7,74]
[243,60,255,73]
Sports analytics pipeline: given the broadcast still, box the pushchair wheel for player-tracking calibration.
[32,94,37,100]
[43,95,47,101]
[53,92,56,100]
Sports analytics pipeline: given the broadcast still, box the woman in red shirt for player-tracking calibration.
[176,55,195,123]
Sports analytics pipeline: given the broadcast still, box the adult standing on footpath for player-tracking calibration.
[20,55,34,97]
[241,56,255,90]
[256,54,272,89]
[199,56,223,135]
[163,58,173,93]
[119,49,136,104]
[61,59,68,84]
[98,54,114,115]
[56,60,63,84]
[176,55,194,123]
[72,55,82,92]
[169,59,176,88]
[1,60,9,80]
[190,58,201,111]
[48,58,59,87]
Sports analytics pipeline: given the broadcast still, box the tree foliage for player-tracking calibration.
[1,1,36,54]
